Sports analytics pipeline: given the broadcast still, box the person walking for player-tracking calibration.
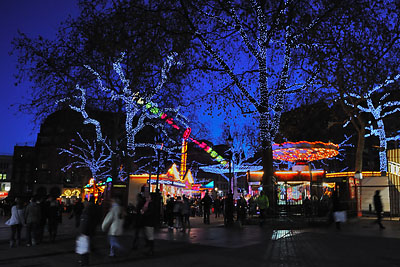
[224,194,234,226]
[237,195,247,226]
[101,197,125,257]
[182,195,191,230]
[25,196,41,246]
[132,192,145,250]
[37,196,49,244]
[214,197,221,218]
[69,198,84,228]
[47,196,61,242]
[6,198,25,248]
[332,190,346,230]
[373,190,385,229]
[201,191,212,224]
[173,196,183,230]
[165,195,175,230]
[141,193,156,256]
[256,190,269,226]
[76,198,97,266]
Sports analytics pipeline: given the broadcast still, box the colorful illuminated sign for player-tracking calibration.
[180,139,188,180]
[132,94,228,167]
[190,138,228,166]
[147,179,186,188]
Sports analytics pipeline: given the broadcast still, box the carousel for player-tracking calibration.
[273,141,339,205]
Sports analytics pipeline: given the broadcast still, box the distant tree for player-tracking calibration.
[11,0,195,122]
[304,0,400,172]
[345,77,400,172]
[59,132,112,181]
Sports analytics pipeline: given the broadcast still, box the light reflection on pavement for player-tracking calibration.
[271,229,303,240]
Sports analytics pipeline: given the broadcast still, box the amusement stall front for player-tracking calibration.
[272,141,339,210]
[128,163,195,205]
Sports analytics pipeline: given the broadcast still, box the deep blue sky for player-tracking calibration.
[0,0,79,154]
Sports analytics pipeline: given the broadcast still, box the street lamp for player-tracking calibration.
[225,133,234,226]
[226,134,233,194]
[155,133,163,193]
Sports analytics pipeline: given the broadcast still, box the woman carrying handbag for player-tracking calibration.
[5,198,25,247]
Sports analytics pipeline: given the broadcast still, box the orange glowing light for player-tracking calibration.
[273,141,339,162]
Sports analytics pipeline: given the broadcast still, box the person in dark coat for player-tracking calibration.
[132,192,146,249]
[201,191,212,224]
[214,197,221,218]
[182,195,191,230]
[373,190,385,229]
[224,194,234,226]
[77,198,97,266]
[141,193,156,256]
[332,190,343,230]
[173,196,183,229]
[47,196,61,242]
[69,198,84,228]
[37,196,49,244]
[236,195,247,225]
[165,195,175,230]
[25,196,41,246]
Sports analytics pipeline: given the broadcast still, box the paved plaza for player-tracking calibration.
[1,214,400,266]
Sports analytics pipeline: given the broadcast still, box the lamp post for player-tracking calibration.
[155,133,163,194]
[226,134,233,194]
[225,134,234,226]
[154,132,163,228]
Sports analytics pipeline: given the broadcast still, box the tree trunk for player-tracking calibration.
[262,143,274,212]
[354,126,365,173]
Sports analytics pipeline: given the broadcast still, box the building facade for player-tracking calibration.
[0,154,13,199]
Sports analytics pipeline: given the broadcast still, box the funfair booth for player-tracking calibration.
[273,141,339,206]
[128,163,194,206]
[247,141,339,203]
[272,141,339,205]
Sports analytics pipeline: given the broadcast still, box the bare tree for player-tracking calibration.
[181,0,343,203]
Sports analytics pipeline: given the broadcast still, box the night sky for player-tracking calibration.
[0,0,79,154]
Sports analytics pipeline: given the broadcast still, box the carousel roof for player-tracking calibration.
[273,141,339,162]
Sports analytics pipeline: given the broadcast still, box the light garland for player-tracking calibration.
[59,132,112,181]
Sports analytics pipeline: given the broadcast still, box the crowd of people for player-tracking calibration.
[5,196,64,248]
[2,189,386,266]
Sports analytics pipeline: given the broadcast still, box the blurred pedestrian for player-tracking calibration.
[303,197,312,217]
[141,193,156,256]
[237,195,247,226]
[224,194,234,226]
[47,196,61,242]
[165,195,175,230]
[201,191,212,224]
[76,198,97,266]
[37,196,48,243]
[256,191,269,226]
[132,192,145,250]
[6,198,25,247]
[69,198,84,228]
[332,190,346,230]
[214,197,221,218]
[182,195,191,230]
[373,190,385,229]
[101,197,125,257]
[25,196,41,246]
[173,196,183,229]
[248,196,256,217]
